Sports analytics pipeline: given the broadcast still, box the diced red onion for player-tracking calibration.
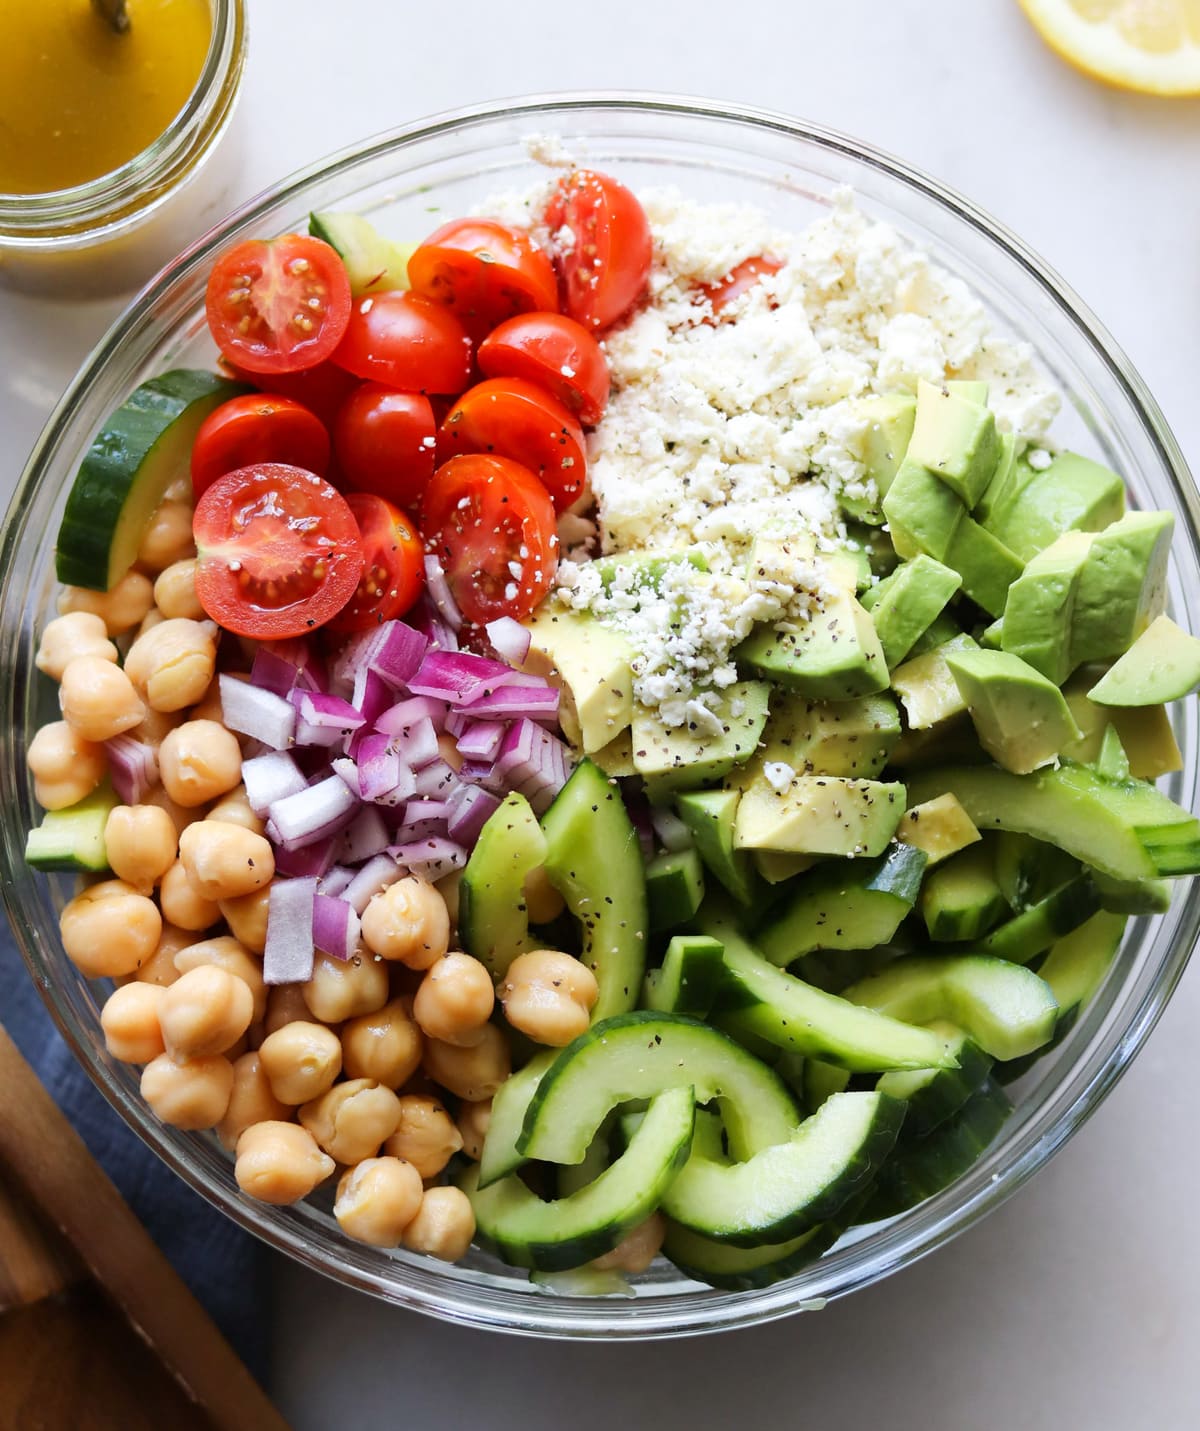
[354,733,415,806]
[272,834,338,879]
[465,683,560,722]
[270,774,359,850]
[318,864,355,898]
[455,720,507,762]
[330,757,358,790]
[274,638,325,690]
[312,893,361,961]
[368,621,429,688]
[376,696,449,736]
[342,853,404,914]
[264,877,317,985]
[446,783,502,845]
[293,689,365,734]
[331,626,389,695]
[408,648,524,707]
[408,593,459,653]
[352,667,393,731]
[219,675,296,750]
[242,751,307,815]
[104,735,159,805]
[494,719,572,815]
[251,647,300,698]
[412,758,459,799]
[423,554,463,631]
[486,616,531,665]
[651,807,694,853]
[389,836,468,882]
[390,798,450,844]
[457,758,510,794]
[388,715,440,769]
[337,805,391,864]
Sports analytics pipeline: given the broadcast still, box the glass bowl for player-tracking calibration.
[3,94,1198,1340]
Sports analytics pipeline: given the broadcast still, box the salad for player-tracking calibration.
[23,155,1200,1291]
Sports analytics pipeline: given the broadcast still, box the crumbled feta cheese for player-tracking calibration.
[1026,446,1053,471]
[763,761,795,791]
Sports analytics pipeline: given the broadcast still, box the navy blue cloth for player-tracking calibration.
[1,922,270,1382]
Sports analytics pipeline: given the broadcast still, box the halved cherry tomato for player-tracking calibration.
[438,378,586,515]
[328,493,424,632]
[477,312,610,425]
[219,358,360,429]
[421,454,558,625]
[206,236,352,375]
[333,383,438,509]
[408,218,559,340]
[331,290,473,394]
[700,255,784,318]
[193,463,364,639]
[545,170,652,331]
[191,395,330,500]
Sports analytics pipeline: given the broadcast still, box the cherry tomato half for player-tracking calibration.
[333,383,438,510]
[331,290,473,395]
[219,357,360,429]
[328,493,425,632]
[408,218,559,340]
[700,255,784,319]
[206,236,352,375]
[421,454,558,625]
[439,378,586,515]
[477,312,610,425]
[191,395,330,500]
[545,170,652,332]
[193,463,364,639]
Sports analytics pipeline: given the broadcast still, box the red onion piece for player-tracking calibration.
[367,621,429,688]
[423,554,464,631]
[485,616,532,665]
[494,718,573,815]
[352,667,393,731]
[272,834,338,879]
[312,893,361,961]
[270,774,360,850]
[331,626,389,696]
[219,675,296,750]
[407,649,534,708]
[337,805,391,864]
[412,758,459,799]
[342,853,405,914]
[454,720,507,762]
[389,836,468,882]
[293,689,365,733]
[242,751,307,815]
[408,593,459,653]
[104,735,159,805]
[388,716,440,770]
[457,758,510,795]
[390,798,450,844]
[318,864,355,898]
[446,783,503,846]
[376,696,449,737]
[464,683,560,722]
[264,877,317,985]
[250,647,301,698]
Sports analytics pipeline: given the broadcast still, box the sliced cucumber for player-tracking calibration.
[804,1059,852,1111]
[875,1022,994,1136]
[663,1218,838,1291]
[56,369,245,591]
[1093,872,1171,915]
[675,788,763,907]
[920,840,1007,942]
[24,783,117,872]
[978,876,1100,965]
[557,1125,613,1198]
[1036,910,1127,1022]
[993,832,1081,912]
[459,793,547,979]
[308,211,415,296]
[642,935,725,1017]
[477,1050,557,1189]
[645,848,705,932]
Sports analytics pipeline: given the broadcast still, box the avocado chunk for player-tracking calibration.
[982,450,1127,562]
[1109,704,1183,779]
[591,548,709,593]
[591,729,636,777]
[945,648,1081,774]
[632,681,770,795]
[675,789,763,908]
[755,690,901,779]
[906,379,1000,507]
[896,793,981,865]
[733,773,906,858]
[1000,530,1094,683]
[945,379,990,404]
[941,515,1024,617]
[1087,614,1200,706]
[752,850,817,884]
[843,393,917,522]
[920,840,1007,942]
[521,606,635,753]
[736,587,888,700]
[978,617,1004,649]
[860,555,962,666]
[974,438,1029,523]
[1093,723,1130,781]
[1070,510,1173,665]
[907,610,962,658]
[891,632,979,730]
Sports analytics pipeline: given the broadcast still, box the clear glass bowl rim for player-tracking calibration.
[5,90,1200,1340]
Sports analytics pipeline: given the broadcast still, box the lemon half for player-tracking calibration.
[1018,0,1200,94]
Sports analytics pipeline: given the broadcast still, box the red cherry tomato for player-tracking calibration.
[421,454,558,625]
[701,255,784,318]
[477,312,610,425]
[408,218,559,340]
[193,463,364,639]
[206,236,352,375]
[331,290,473,394]
[191,394,330,500]
[438,378,587,515]
[333,383,438,509]
[328,493,425,632]
[545,170,652,331]
[219,358,359,429]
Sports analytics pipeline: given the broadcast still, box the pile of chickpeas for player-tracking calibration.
[26,493,649,1269]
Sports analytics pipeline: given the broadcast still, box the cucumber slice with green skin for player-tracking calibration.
[519,1012,799,1166]
[463,1087,695,1272]
[875,1022,994,1136]
[663,1216,839,1292]
[557,1124,613,1198]
[662,1090,905,1246]
[977,875,1100,965]
[459,793,547,979]
[993,832,1081,912]
[842,955,1058,1061]
[906,763,1200,881]
[920,840,1007,942]
[24,783,117,872]
[642,935,725,1016]
[1093,872,1171,915]
[675,789,763,908]
[755,844,927,965]
[56,370,246,591]
[804,1059,852,1111]
[541,759,647,1021]
[477,1050,557,1189]
[308,211,415,296]
[645,848,705,932]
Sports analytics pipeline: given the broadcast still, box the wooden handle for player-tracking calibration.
[0,1163,82,1313]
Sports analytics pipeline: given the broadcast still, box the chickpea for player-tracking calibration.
[141,1052,234,1130]
[174,934,268,1021]
[100,982,167,1064]
[436,732,464,772]
[178,820,274,902]
[219,885,270,955]
[412,953,494,1047]
[59,571,154,635]
[145,783,197,835]
[137,501,195,573]
[35,612,117,681]
[158,720,241,807]
[382,1095,462,1179]
[104,804,177,893]
[153,559,204,620]
[136,609,166,639]
[160,859,221,931]
[207,785,266,836]
[158,964,254,1058]
[60,879,162,979]
[524,865,566,924]
[58,656,145,742]
[259,1021,342,1105]
[422,1023,510,1102]
[263,983,313,1036]
[135,923,193,986]
[299,1079,403,1166]
[27,720,107,810]
[456,1098,492,1163]
[361,878,450,968]
[131,705,180,748]
[401,1185,476,1263]
[124,618,217,712]
[341,997,423,1089]
[591,1214,666,1274]
[217,1052,290,1151]
[499,950,598,1047]
[187,680,226,725]
[334,1157,423,1248]
[302,950,389,1025]
[235,1121,334,1205]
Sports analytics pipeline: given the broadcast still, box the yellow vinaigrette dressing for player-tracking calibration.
[0,0,212,195]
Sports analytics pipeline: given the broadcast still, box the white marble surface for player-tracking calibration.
[5,3,1200,1426]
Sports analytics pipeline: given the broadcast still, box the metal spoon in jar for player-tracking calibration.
[91,0,130,33]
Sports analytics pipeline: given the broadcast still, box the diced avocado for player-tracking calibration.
[736,588,888,700]
[882,460,964,562]
[1109,704,1183,779]
[1087,614,1200,706]
[891,632,979,730]
[675,789,763,908]
[906,379,1000,507]
[521,606,634,753]
[756,691,901,779]
[592,548,709,593]
[848,521,901,579]
[591,729,636,777]
[645,848,706,932]
[974,437,1029,523]
[907,610,962,659]
[896,793,981,865]
[982,450,1127,562]
[1070,510,1173,665]
[978,618,1003,649]
[733,774,906,858]
[1001,530,1094,683]
[945,648,1081,775]
[888,713,983,769]
[920,839,1007,942]
[24,783,117,872]
[828,544,872,594]
[752,850,817,883]
[941,516,1023,618]
[979,876,1101,966]
[945,380,989,405]
[843,393,917,523]
[860,555,962,667]
[633,681,770,795]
